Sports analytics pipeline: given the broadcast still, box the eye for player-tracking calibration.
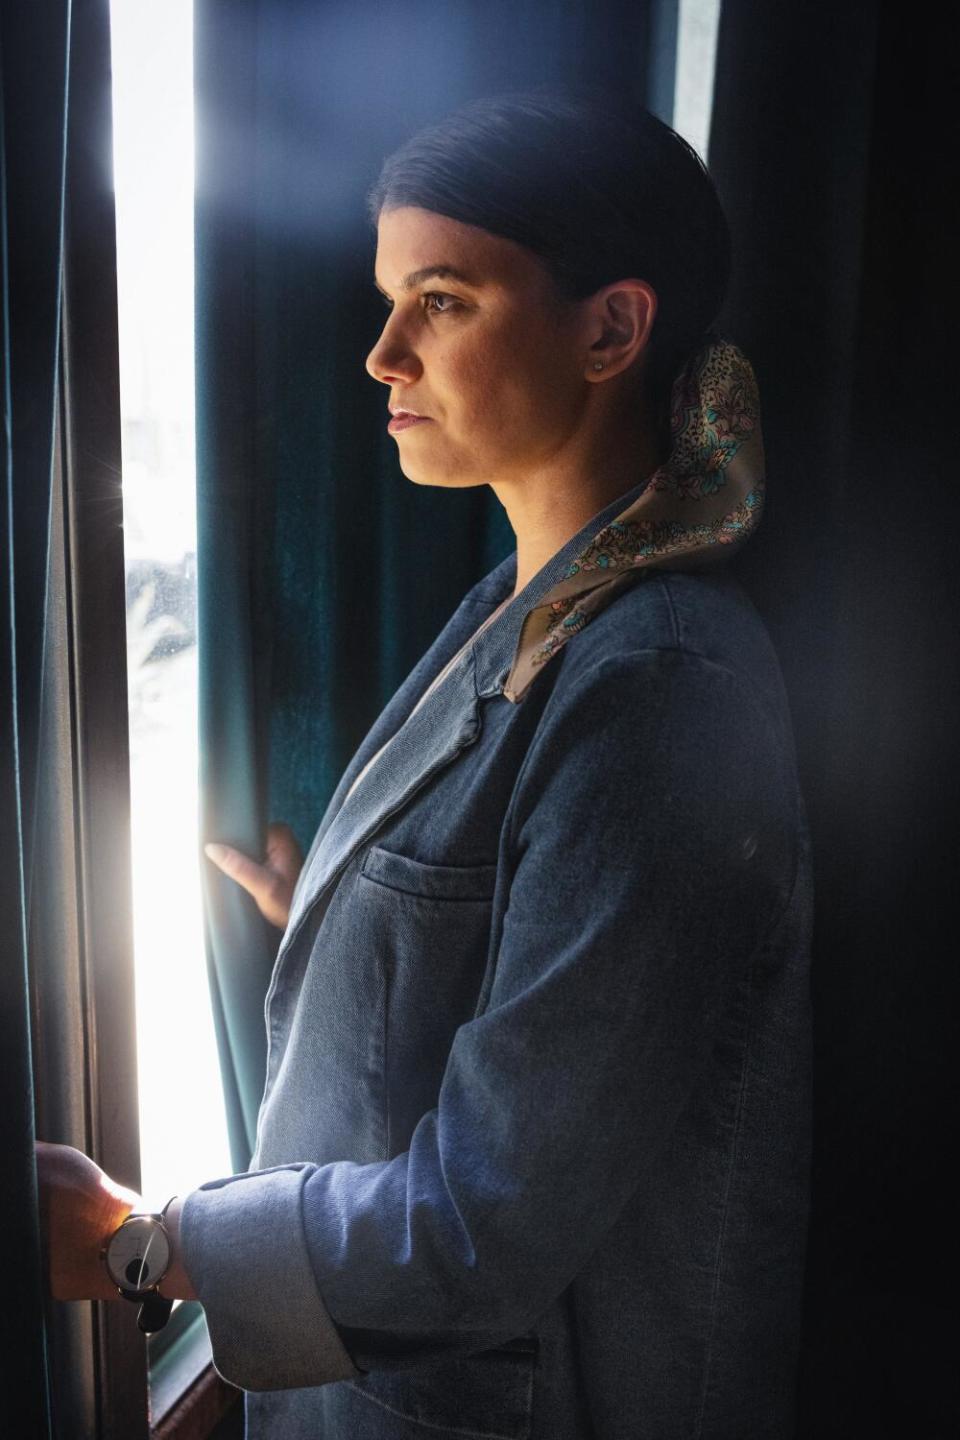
[421,291,459,314]
[376,291,460,316]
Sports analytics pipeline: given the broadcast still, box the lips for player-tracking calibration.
[388,412,432,433]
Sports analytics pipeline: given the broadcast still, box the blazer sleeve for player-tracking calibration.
[179,645,801,1391]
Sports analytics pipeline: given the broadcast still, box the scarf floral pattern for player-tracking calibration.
[501,336,765,703]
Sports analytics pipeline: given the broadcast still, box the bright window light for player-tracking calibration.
[674,0,723,163]
[109,0,231,1220]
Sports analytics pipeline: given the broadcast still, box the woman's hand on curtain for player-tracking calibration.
[34,1140,141,1300]
[203,821,303,930]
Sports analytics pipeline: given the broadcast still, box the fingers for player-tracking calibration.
[203,842,266,897]
[265,821,304,877]
[202,839,265,908]
[203,839,293,929]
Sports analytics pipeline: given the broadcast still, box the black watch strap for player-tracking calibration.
[137,1290,175,1334]
[140,1194,178,1333]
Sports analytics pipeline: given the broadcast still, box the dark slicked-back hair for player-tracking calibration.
[366,85,732,441]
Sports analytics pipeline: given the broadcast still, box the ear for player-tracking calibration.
[584,280,657,380]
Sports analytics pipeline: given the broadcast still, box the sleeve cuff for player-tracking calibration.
[179,1163,364,1391]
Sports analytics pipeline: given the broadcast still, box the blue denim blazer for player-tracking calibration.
[181,477,814,1440]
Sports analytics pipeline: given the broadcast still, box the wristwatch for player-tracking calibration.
[101,1195,178,1334]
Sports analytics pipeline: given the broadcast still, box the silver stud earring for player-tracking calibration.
[592,361,604,371]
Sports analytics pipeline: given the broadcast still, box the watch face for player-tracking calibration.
[106,1216,171,1292]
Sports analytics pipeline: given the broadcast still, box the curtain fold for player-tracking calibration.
[708,1,955,1431]
[0,1,73,1431]
[194,0,665,1173]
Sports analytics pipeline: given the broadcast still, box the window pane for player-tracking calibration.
[110,0,232,1217]
[674,0,723,162]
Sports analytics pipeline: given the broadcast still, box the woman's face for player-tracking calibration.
[366,206,591,489]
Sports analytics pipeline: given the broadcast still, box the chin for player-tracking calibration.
[400,460,486,491]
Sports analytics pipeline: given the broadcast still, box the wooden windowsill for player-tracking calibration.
[152,1362,241,1440]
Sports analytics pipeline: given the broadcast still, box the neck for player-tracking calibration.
[497,406,667,602]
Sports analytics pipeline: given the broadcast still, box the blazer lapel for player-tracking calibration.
[284,597,501,940]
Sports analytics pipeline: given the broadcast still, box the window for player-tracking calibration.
[673,0,723,161]
[110,0,231,1219]
[108,0,234,1429]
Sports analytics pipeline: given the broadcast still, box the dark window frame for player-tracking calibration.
[30,2,240,1436]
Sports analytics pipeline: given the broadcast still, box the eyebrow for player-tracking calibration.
[373,264,480,296]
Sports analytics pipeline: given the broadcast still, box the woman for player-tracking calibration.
[39,87,813,1439]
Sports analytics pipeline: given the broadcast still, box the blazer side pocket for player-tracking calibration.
[347,1340,536,1440]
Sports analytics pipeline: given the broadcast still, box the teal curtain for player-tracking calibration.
[0,1,72,1429]
[195,0,673,1172]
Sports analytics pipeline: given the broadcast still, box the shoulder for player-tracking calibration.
[552,568,792,733]
[510,571,806,866]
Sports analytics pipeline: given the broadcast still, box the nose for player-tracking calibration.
[365,311,421,386]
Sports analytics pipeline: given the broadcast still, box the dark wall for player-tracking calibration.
[709,3,957,1432]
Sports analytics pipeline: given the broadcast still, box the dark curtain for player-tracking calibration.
[708,1,956,1433]
[0,1,71,1432]
[195,0,676,1171]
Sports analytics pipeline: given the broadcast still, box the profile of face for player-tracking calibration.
[366,206,610,490]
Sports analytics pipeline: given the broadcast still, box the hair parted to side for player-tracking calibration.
[365,84,732,441]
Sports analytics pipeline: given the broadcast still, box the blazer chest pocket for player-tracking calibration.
[357,844,499,1155]
[360,843,498,901]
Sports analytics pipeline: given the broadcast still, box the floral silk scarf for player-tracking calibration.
[501,335,765,704]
